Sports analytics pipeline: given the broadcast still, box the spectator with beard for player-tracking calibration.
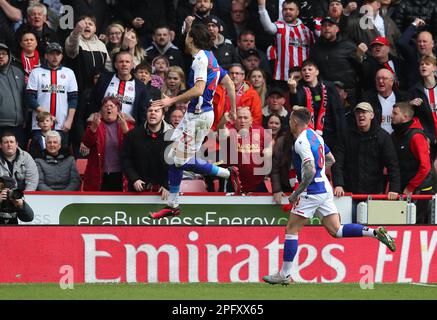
[310,16,360,103]
[204,15,238,69]
[145,26,185,70]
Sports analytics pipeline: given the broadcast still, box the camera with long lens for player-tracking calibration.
[7,188,24,201]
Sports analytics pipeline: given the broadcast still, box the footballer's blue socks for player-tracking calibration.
[180,158,230,178]
[280,234,298,277]
[336,224,376,238]
[168,165,183,207]
[181,157,214,175]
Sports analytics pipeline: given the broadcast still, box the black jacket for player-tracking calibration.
[332,120,401,194]
[91,72,151,126]
[145,42,185,70]
[359,54,408,91]
[212,37,238,69]
[290,80,346,151]
[310,37,359,90]
[118,0,177,37]
[393,0,437,37]
[408,79,437,147]
[121,121,173,191]
[397,24,437,87]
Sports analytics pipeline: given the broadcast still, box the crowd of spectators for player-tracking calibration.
[1,0,437,223]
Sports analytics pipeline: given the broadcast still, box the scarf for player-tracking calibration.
[21,50,40,82]
[303,82,327,135]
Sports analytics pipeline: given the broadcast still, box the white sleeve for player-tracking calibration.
[192,52,208,83]
[67,69,78,92]
[26,69,39,91]
[258,5,278,35]
[294,136,314,164]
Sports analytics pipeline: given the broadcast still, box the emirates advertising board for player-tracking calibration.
[0,226,436,284]
[22,193,353,225]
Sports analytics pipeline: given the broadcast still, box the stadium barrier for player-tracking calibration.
[0,225,436,284]
[22,192,436,225]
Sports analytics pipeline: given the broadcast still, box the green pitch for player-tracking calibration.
[0,283,436,300]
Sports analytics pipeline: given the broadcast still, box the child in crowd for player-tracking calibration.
[150,55,170,89]
[28,111,54,159]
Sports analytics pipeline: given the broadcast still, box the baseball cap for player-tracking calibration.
[46,42,63,54]
[370,36,390,46]
[321,16,339,25]
[329,0,345,4]
[0,43,10,54]
[203,15,222,30]
[241,48,260,59]
[354,102,373,113]
[267,86,285,97]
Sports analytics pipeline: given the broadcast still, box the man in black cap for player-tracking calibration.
[310,15,360,103]
[241,48,261,74]
[204,15,238,69]
[262,86,290,129]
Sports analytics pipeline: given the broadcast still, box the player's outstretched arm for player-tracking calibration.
[289,160,316,204]
[151,80,206,109]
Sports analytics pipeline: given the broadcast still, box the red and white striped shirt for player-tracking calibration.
[266,19,314,81]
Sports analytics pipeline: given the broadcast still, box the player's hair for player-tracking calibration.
[420,55,437,66]
[36,111,52,123]
[283,0,301,10]
[393,102,414,119]
[291,106,311,125]
[188,23,214,50]
[301,59,319,70]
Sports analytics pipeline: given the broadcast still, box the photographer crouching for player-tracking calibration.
[0,176,34,225]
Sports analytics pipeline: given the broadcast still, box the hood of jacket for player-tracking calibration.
[0,43,12,74]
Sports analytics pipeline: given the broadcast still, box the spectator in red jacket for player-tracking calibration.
[81,97,134,191]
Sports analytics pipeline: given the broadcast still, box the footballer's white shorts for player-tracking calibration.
[291,191,338,219]
[171,110,214,166]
